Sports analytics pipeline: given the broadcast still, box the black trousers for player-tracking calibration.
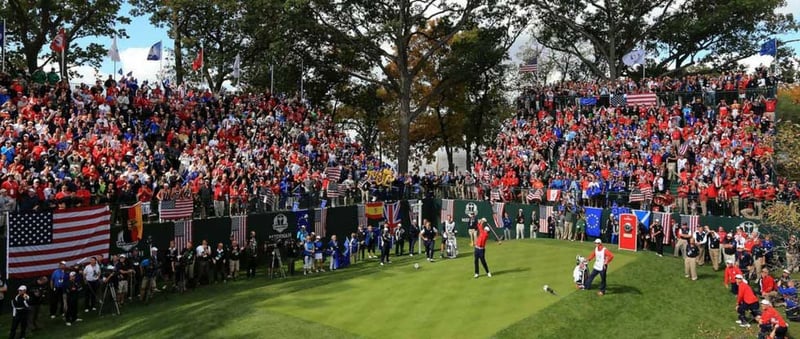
[247,257,258,278]
[424,240,434,259]
[359,244,366,260]
[84,280,99,310]
[10,312,28,339]
[49,287,64,316]
[65,293,78,322]
[474,248,489,274]
[395,240,405,256]
[381,244,391,263]
[654,237,664,255]
[213,262,226,283]
[408,238,417,255]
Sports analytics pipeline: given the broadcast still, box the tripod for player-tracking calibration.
[98,281,121,316]
[268,249,286,279]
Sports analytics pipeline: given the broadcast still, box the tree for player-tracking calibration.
[130,0,291,90]
[763,203,800,246]
[293,0,528,174]
[2,0,129,75]
[773,120,800,181]
[530,0,795,79]
[336,83,389,154]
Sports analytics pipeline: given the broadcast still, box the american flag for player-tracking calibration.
[315,208,327,237]
[357,204,367,228]
[440,199,454,224]
[641,184,653,201]
[527,188,543,202]
[626,93,658,107]
[7,206,110,279]
[681,214,699,234]
[679,142,689,156]
[629,189,645,203]
[231,215,248,247]
[159,199,194,220]
[610,94,625,107]
[654,212,673,245]
[539,205,553,233]
[519,58,538,73]
[174,219,193,247]
[262,192,275,208]
[490,189,501,202]
[325,167,341,182]
[492,202,505,229]
[383,201,401,229]
[327,182,340,198]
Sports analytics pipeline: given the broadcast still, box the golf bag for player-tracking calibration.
[445,232,458,258]
[573,255,588,289]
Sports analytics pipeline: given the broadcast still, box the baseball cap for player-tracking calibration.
[735,274,743,280]
[18,285,26,291]
[119,254,127,258]
[726,259,734,264]
[69,272,76,277]
[59,261,67,265]
[761,299,771,306]
[594,239,602,244]
[784,269,791,274]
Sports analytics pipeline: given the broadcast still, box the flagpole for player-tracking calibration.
[270,64,274,94]
[1,19,5,73]
[300,60,304,100]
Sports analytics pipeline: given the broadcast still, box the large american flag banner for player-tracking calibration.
[325,167,341,182]
[626,93,658,107]
[527,188,543,203]
[314,208,327,236]
[654,212,673,245]
[159,199,194,220]
[490,189,501,202]
[231,215,248,247]
[681,214,699,234]
[440,199,454,224]
[7,206,110,279]
[174,219,193,247]
[539,205,553,233]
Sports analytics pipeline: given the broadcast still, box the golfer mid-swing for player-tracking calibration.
[474,218,492,278]
[583,239,614,295]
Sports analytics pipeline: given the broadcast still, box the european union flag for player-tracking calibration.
[585,207,603,237]
[760,39,777,56]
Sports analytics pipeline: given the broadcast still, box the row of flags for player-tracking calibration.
[520,39,779,74]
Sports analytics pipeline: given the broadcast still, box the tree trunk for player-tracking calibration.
[172,12,183,85]
[25,46,38,75]
[397,96,411,174]
[464,141,473,171]
[434,104,455,172]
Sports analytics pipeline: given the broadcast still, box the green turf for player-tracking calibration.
[25,239,792,339]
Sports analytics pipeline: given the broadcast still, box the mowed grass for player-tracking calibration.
[29,239,791,338]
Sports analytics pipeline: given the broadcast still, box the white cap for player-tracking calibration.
[18,285,26,291]
[594,239,602,244]
[726,259,734,264]
[735,274,743,280]
[69,272,76,277]
[59,261,67,265]
[761,299,772,306]
[151,247,158,252]
[484,226,490,232]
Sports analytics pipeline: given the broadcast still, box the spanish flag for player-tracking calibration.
[365,202,384,220]
[125,202,144,242]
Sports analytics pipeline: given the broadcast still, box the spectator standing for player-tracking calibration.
[9,285,31,339]
[685,238,699,281]
[49,261,67,319]
[515,209,525,240]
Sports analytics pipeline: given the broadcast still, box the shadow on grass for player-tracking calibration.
[604,284,642,295]
[491,267,532,276]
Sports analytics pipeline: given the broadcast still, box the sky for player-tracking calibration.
[65,1,800,86]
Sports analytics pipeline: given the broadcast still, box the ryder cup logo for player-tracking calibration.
[465,202,478,215]
[273,214,289,233]
[739,221,758,235]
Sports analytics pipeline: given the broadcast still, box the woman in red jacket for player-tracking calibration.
[473,218,492,279]
[758,299,788,339]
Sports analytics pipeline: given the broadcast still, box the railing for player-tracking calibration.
[517,87,776,111]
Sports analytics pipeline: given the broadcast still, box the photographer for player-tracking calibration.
[180,241,196,290]
[139,248,159,301]
[10,285,31,339]
[115,255,134,306]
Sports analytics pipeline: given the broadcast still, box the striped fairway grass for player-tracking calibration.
[31,239,785,338]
